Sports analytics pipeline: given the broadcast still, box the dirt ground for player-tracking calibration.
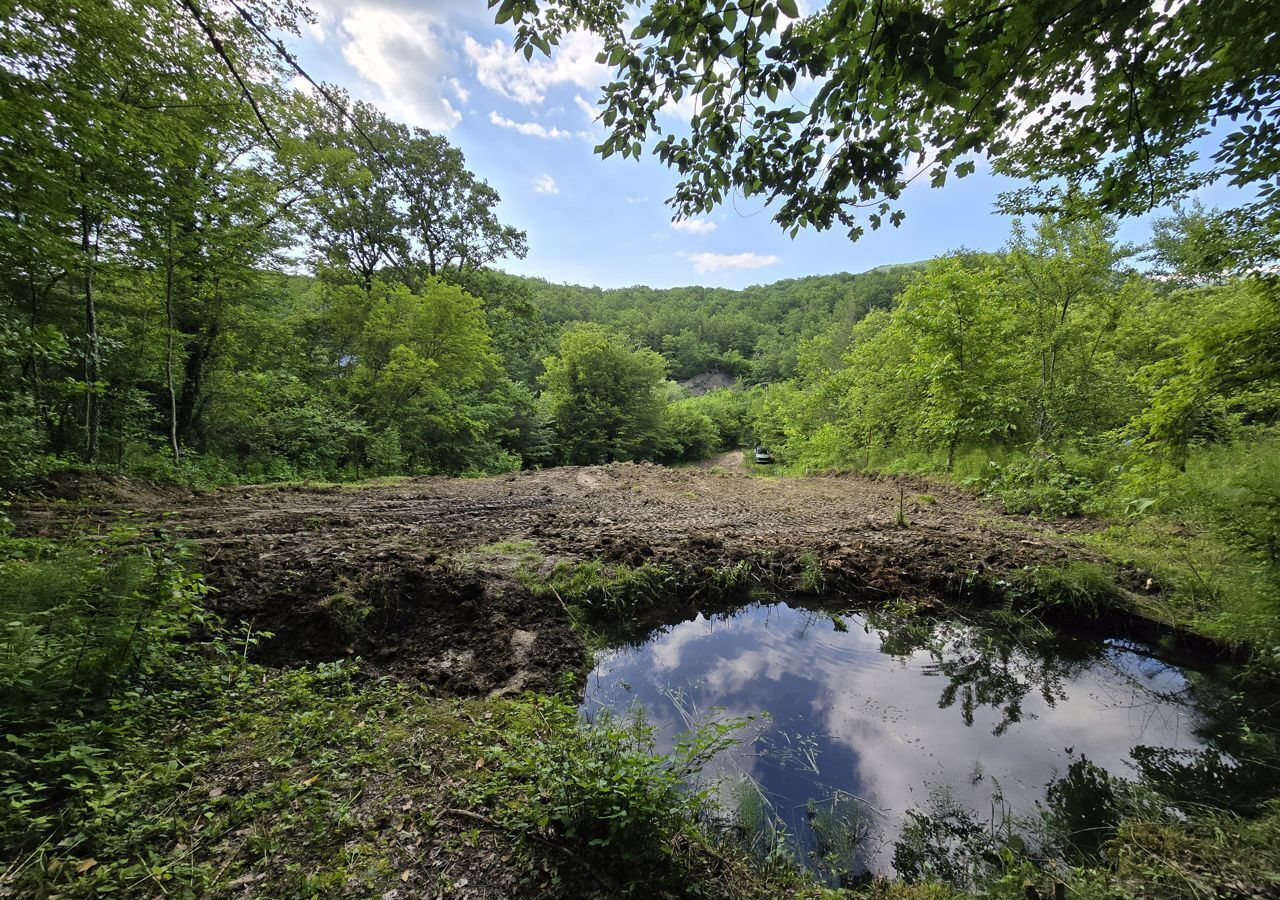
[15,463,1101,695]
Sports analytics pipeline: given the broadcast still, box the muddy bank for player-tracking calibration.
[13,463,1165,693]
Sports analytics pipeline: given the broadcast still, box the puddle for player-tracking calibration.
[582,601,1256,880]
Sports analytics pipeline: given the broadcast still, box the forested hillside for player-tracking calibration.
[0,109,914,488]
[516,264,914,381]
[0,0,911,481]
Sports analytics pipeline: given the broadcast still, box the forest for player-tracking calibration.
[3,0,1280,898]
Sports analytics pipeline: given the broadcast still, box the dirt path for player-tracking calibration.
[15,464,1091,694]
[696,448,751,472]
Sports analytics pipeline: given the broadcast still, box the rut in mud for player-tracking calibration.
[16,463,1127,695]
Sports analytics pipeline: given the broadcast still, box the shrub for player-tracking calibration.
[984,448,1099,517]
[1191,436,1280,577]
[0,534,209,844]
[473,694,745,889]
[660,401,720,462]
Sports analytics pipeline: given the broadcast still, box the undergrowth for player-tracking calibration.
[0,530,820,899]
[1006,561,1127,620]
[762,431,1280,664]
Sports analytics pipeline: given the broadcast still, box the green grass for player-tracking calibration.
[1009,560,1127,620]
[0,531,821,898]
[449,538,545,572]
[522,558,681,617]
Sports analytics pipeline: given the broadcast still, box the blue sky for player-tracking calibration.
[288,0,1244,289]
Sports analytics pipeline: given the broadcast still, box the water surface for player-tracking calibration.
[582,601,1233,878]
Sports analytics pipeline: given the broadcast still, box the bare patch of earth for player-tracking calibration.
[13,464,1117,695]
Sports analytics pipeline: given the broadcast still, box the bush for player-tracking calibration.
[661,401,720,462]
[473,694,745,889]
[681,388,752,450]
[983,447,1099,517]
[0,534,209,843]
[1190,435,1280,577]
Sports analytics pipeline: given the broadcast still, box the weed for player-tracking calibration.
[1010,561,1125,619]
[318,587,372,640]
[450,538,545,574]
[709,559,755,593]
[0,530,211,850]
[522,559,678,618]
[798,552,826,593]
[465,696,750,891]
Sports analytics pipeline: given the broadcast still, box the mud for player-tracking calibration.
[13,463,1129,695]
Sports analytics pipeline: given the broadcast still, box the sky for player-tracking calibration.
[287,0,1245,290]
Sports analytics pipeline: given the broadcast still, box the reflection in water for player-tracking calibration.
[582,601,1238,880]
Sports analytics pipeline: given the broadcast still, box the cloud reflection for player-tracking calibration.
[583,602,1211,875]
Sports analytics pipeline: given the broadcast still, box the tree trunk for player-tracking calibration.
[176,320,218,447]
[80,204,99,463]
[164,223,181,465]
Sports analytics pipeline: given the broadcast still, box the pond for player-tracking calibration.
[581,600,1262,883]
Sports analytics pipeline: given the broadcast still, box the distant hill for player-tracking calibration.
[494,264,925,382]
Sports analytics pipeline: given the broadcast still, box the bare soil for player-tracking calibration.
[14,463,1105,695]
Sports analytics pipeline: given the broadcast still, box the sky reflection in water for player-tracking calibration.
[581,602,1211,875]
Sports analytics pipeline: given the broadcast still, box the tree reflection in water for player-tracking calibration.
[863,607,1096,735]
[584,598,1277,885]
[874,607,1280,880]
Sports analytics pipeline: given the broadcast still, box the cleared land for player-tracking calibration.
[16,463,1127,696]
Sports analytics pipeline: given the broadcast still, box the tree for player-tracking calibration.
[292,92,527,292]
[291,94,409,292]
[1124,279,1279,473]
[660,399,719,462]
[397,131,527,279]
[0,0,294,465]
[540,324,668,464]
[1004,215,1142,441]
[894,258,1021,469]
[496,0,1280,253]
[334,278,503,473]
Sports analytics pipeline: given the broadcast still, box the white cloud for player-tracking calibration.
[490,111,574,139]
[465,31,607,106]
[533,173,559,194]
[574,94,599,122]
[332,3,462,130]
[685,251,780,273]
[625,195,649,204]
[447,77,470,105]
[671,218,717,235]
[659,90,701,122]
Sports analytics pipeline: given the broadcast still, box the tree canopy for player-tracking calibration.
[540,323,669,464]
[496,0,1280,263]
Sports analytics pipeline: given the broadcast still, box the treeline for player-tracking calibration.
[516,264,915,382]
[0,0,929,484]
[738,211,1280,648]
[749,214,1279,500]
[4,0,1276,510]
[0,0,551,483]
[0,0,919,493]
